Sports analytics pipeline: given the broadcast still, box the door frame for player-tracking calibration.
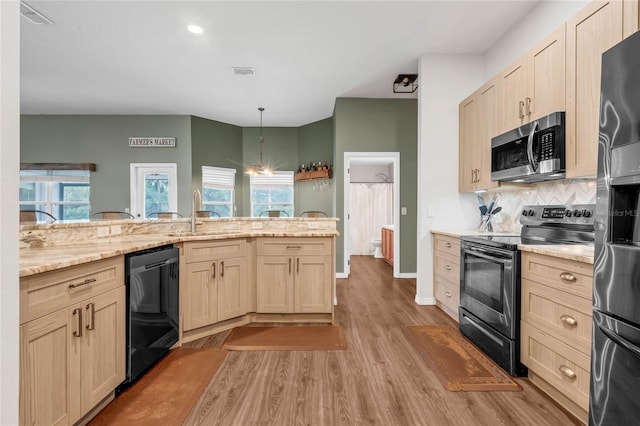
[129,163,178,219]
[343,152,400,278]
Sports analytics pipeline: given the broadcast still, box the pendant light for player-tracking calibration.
[245,107,274,176]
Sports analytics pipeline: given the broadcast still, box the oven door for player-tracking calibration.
[460,241,519,339]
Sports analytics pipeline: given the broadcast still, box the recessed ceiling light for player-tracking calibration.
[187,25,203,34]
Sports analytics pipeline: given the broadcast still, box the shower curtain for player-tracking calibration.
[349,183,393,255]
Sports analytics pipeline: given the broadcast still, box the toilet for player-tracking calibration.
[371,238,383,258]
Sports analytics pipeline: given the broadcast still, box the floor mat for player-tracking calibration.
[221,325,347,351]
[403,324,521,392]
[89,348,227,425]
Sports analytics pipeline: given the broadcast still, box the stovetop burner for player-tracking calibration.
[462,203,596,250]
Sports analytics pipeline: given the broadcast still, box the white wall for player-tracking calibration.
[0,1,20,423]
[416,54,485,305]
[484,0,590,79]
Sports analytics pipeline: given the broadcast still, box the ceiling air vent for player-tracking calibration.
[20,1,54,25]
[232,67,256,76]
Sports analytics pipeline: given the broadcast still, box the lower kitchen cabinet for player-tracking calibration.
[257,238,332,314]
[182,239,247,330]
[20,285,125,426]
[432,233,461,321]
[520,251,593,424]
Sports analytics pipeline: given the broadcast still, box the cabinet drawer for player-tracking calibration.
[434,275,460,319]
[521,252,593,300]
[20,256,124,324]
[434,251,460,283]
[258,238,331,256]
[521,321,590,411]
[184,239,246,262]
[433,234,460,257]
[521,279,592,354]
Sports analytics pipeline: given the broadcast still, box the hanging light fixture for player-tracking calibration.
[245,107,274,176]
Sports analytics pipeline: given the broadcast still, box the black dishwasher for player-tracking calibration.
[118,245,179,391]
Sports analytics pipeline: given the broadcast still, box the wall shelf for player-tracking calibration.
[295,169,332,182]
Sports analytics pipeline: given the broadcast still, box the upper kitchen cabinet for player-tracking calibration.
[499,25,566,134]
[566,1,638,178]
[459,79,499,192]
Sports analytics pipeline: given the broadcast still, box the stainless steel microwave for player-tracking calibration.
[491,112,565,183]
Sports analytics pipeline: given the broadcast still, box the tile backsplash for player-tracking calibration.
[481,179,597,233]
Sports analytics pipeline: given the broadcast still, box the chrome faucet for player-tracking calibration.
[191,189,202,232]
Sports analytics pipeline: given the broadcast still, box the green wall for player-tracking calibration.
[190,116,244,215]
[334,98,418,274]
[20,115,193,215]
[297,118,334,215]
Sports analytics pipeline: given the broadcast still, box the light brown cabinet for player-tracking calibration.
[182,239,247,331]
[381,227,394,265]
[20,258,125,426]
[432,233,460,321]
[257,238,332,314]
[565,0,633,178]
[499,25,566,134]
[459,79,499,192]
[520,251,593,424]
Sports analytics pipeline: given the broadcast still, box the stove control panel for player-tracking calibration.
[521,204,595,225]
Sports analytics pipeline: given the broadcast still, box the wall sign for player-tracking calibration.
[129,137,176,148]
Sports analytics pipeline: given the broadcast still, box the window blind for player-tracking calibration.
[250,171,294,187]
[202,166,236,189]
[20,170,90,183]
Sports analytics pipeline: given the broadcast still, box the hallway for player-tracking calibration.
[183,256,577,425]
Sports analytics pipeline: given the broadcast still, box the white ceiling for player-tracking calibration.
[20,1,537,127]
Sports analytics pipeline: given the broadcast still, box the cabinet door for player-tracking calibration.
[217,257,247,321]
[295,255,332,313]
[566,0,624,178]
[458,92,480,192]
[257,255,294,313]
[183,261,217,330]
[528,24,566,121]
[20,308,80,426]
[80,286,125,415]
[477,79,500,190]
[499,56,528,133]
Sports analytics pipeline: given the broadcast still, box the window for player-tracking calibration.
[19,170,91,221]
[250,171,294,217]
[202,166,236,217]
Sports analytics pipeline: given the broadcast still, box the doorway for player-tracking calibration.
[130,163,178,219]
[343,152,400,278]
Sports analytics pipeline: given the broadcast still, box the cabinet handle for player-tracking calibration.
[289,258,292,274]
[72,308,83,338]
[525,97,532,116]
[518,100,525,119]
[445,242,452,248]
[445,265,452,271]
[559,272,577,283]
[560,314,577,326]
[221,261,224,278]
[286,245,302,249]
[86,303,95,331]
[212,262,216,278]
[68,278,96,290]
[559,365,577,379]
[445,291,452,298]
[297,258,300,273]
[476,169,481,183]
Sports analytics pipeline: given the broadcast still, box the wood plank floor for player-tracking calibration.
[183,255,579,426]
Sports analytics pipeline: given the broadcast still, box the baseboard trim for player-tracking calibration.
[397,273,417,279]
[415,296,436,305]
[336,272,348,279]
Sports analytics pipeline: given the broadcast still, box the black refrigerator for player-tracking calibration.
[591,30,640,425]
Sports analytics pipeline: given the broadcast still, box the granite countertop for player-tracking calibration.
[430,228,594,264]
[20,230,339,277]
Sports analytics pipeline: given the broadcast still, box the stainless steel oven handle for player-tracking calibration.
[464,247,512,263]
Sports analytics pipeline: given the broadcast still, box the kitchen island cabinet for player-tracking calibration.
[257,237,332,314]
[20,257,125,426]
